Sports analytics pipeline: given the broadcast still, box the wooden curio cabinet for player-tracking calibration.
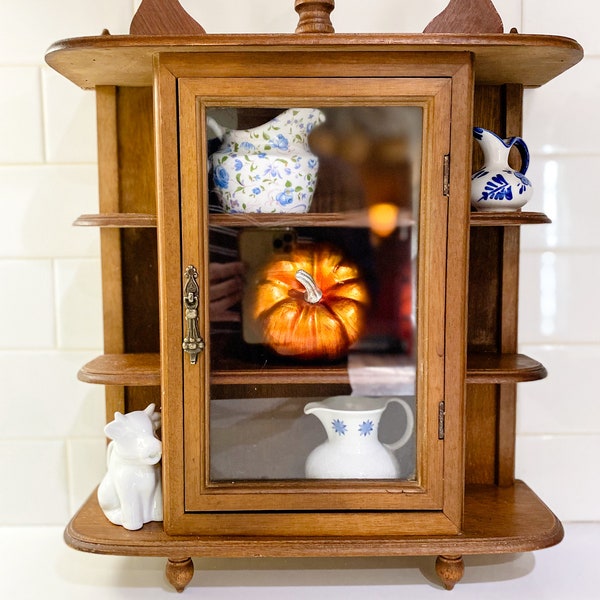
[45,0,583,592]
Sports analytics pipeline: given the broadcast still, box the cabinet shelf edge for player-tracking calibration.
[466,352,547,383]
[64,481,562,557]
[78,352,546,387]
[78,354,161,386]
[469,211,551,226]
[73,213,158,228]
[72,211,550,229]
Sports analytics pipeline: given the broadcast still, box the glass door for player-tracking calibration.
[177,77,452,514]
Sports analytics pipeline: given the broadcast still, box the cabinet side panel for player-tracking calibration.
[115,86,161,413]
[496,84,524,486]
[466,85,523,485]
[465,384,498,484]
[96,86,125,420]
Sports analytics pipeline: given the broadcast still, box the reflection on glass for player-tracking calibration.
[205,106,422,483]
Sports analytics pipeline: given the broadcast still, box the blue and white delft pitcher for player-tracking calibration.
[470,127,533,211]
[304,396,414,479]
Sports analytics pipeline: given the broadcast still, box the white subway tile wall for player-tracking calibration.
[0,1,596,526]
[520,0,600,521]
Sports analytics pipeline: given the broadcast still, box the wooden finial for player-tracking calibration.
[424,0,503,34]
[295,0,335,34]
[130,0,206,35]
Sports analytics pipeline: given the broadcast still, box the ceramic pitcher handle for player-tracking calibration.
[384,398,415,452]
[510,136,530,175]
[206,116,225,140]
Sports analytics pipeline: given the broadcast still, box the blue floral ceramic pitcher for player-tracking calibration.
[470,127,533,211]
[208,108,325,214]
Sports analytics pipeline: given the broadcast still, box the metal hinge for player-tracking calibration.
[438,401,446,440]
[443,154,450,197]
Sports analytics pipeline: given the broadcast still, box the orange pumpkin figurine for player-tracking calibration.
[253,243,370,360]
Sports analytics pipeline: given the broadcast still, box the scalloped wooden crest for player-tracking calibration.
[130,0,206,35]
[129,0,503,37]
[424,0,503,33]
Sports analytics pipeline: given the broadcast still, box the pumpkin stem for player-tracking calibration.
[295,269,323,304]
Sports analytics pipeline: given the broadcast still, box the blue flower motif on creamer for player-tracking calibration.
[239,141,256,152]
[332,419,347,436]
[358,420,374,437]
[270,134,289,151]
[213,165,229,189]
[234,159,243,172]
[514,170,532,195]
[480,173,513,201]
[276,190,294,206]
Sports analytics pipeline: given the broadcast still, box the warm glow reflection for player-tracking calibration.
[368,203,399,237]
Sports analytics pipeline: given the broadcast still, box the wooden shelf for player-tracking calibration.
[45,33,582,90]
[467,352,547,383]
[470,211,551,226]
[209,211,413,228]
[74,213,157,228]
[65,481,562,558]
[72,210,549,230]
[78,354,161,386]
[78,351,546,387]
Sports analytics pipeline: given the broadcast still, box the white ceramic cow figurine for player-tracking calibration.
[98,403,163,530]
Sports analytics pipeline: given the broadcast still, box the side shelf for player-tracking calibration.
[65,480,562,557]
[78,352,546,387]
[78,354,160,386]
[73,211,550,229]
[74,213,157,228]
[469,211,551,226]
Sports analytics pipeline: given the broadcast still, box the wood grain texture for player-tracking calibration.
[72,210,551,229]
[470,211,550,226]
[165,557,194,593]
[129,0,205,35]
[295,0,335,33]
[467,353,547,383]
[78,354,161,386]
[424,0,503,33]
[45,34,583,89]
[64,481,563,556]
[435,555,465,590]
[74,213,157,228]
[95,86,126,420]
[74,351,548,387]
[465,384,498,484]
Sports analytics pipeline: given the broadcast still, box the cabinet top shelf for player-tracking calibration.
[45,33,582,89]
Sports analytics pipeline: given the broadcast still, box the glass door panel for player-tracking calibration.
[206,106,422,484]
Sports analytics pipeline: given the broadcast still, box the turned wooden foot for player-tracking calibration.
[166,557,194,593]
[435,554,464,590]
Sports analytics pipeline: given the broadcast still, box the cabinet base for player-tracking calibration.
[65,481,562,592]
